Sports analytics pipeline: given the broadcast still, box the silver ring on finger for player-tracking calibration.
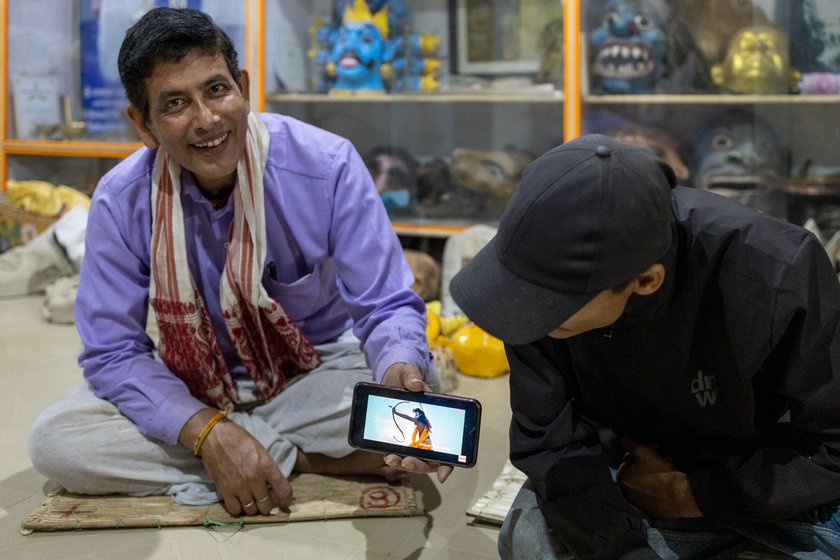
[242,500,255,508]
[256,495,271,503]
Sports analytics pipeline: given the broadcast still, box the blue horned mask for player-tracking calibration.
[589,0,670,94]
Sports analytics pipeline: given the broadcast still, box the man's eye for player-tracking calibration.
[165,99,184,110]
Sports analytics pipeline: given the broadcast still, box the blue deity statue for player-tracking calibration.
[314,0,440,94]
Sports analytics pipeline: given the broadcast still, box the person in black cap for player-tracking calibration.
[451,134,840,559]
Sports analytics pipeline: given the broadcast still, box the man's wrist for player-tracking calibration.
[178,407,221,447]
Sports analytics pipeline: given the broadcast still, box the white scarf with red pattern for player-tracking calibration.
[149,113,320,408]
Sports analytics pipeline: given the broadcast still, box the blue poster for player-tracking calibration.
[80,0,245,138]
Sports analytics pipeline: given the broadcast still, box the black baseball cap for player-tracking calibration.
[450,134,676,345]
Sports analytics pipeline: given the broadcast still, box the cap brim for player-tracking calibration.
[449,237,598,346]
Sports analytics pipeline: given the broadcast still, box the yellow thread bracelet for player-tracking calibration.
[193,407,230,459]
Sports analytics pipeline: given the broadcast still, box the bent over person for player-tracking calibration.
[451,135,840,559]
[28,7,450,517]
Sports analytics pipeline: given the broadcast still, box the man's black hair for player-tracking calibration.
[118,7,242,121]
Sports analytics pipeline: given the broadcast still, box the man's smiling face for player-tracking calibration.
[128,50,250,197]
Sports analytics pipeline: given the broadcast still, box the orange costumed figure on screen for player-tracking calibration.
[391,404,433,450]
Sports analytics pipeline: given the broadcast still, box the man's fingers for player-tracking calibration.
[403,375,429,392]
[222,493,242,516]
[246,483,274,516]
[238,493,259,516]
[267,469,294,509]
[384,454,454,483]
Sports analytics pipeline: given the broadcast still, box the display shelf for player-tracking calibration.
[3,139,142,158]
[584,94,840,105]
[266,92,564,104]
[391,221,475,238]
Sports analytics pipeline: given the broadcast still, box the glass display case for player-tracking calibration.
[4,1,838,241]
[578,0,840,236]
[261,0,566,237]
[1,0,248,192]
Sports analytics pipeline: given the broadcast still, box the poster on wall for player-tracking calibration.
[79,0,245,138]
[10,75,62,139]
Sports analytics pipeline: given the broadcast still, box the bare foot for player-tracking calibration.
[295,450,404,481]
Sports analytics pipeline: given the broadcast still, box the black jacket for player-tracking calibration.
[508,187,840,559]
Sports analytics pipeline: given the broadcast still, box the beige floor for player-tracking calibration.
[0,295,512,560]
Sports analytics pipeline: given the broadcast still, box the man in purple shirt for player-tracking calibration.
[28,7,448,517]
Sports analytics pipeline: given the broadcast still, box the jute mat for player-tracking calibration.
[21,473,422,533]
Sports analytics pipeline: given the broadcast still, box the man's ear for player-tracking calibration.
[126,105,159,149]
[633,263,665,296]
[239,69,251,108]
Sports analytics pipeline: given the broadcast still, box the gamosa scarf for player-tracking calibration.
[149,113,321,408]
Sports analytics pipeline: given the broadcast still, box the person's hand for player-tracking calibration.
[380,363,455,483]
[180,409,293,516]
[381,362,430,392]
[617,438,703,519]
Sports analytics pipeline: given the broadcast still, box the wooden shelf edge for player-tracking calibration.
[391,221,497,238]
[584,94,840,105]
[3,139,142,158]
[265,92,565,104]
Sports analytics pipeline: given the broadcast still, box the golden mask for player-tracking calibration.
[711,25,799,94]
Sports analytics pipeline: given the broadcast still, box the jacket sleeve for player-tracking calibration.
[689,233,840,519]
[507,340,660,560]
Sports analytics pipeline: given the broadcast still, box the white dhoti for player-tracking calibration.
[28,337,440,505]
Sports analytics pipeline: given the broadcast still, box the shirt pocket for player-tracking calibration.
[263,264,324,322]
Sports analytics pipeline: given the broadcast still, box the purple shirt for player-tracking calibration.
[75,113,431,445]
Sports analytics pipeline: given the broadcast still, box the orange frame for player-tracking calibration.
[564,0,581,141]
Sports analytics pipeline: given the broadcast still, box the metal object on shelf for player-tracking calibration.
[711,25,800,94]
[34,96,87,141]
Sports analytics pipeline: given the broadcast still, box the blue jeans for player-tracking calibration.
[499,481,840,559]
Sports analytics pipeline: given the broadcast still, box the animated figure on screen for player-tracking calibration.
[313,0,440,94]
[390,403,433,450]
[588,0,708,94]
[711,25,800,94]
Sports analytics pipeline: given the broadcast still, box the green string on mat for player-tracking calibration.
[202,516,244,528]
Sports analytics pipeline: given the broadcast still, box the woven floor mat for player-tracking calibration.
[22,473,422,533]
[465,460,526,526]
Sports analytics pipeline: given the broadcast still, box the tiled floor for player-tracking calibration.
[0,295,512,560]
